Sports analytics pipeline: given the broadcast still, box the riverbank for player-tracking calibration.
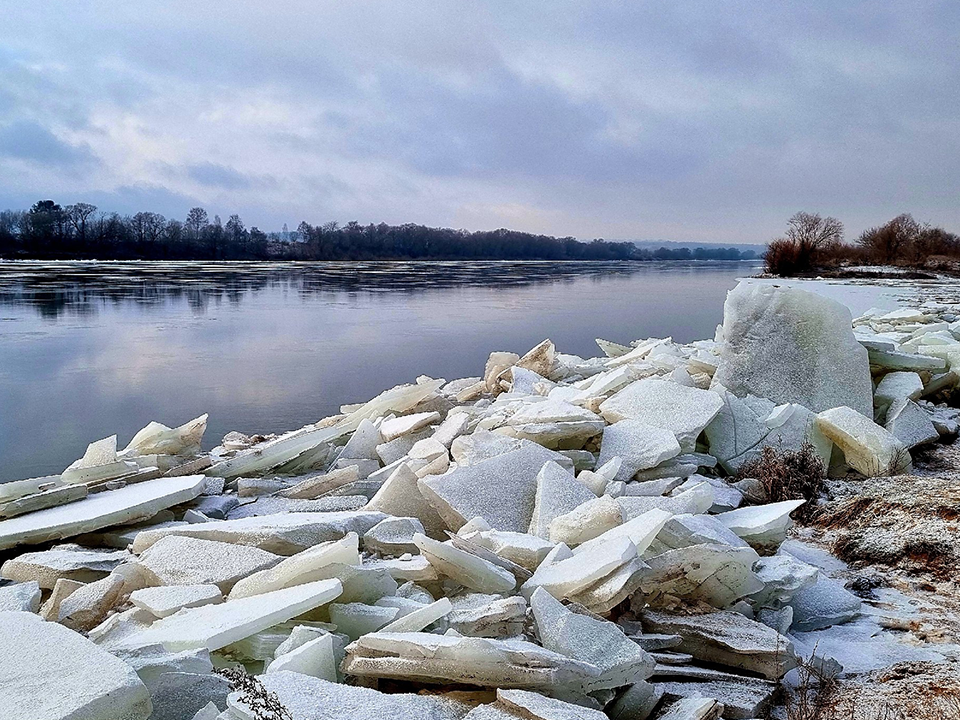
[0,275,958,719]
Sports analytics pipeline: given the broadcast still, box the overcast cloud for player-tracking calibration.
[1,1,958,243]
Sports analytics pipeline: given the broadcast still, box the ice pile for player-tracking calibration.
[0,282,958,719]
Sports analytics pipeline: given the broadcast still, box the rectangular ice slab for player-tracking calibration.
[0,475,206,551]
[131,511,386,555]
[120,578,343,652]
[0,610,152,720]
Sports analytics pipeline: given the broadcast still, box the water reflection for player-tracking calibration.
[0,260,760,481]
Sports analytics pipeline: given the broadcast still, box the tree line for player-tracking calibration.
[764,211,960,276]
[0,200,756,262]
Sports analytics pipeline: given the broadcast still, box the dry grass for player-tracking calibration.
[737,443,826,522]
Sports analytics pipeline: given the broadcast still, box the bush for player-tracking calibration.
[736,443,826,521]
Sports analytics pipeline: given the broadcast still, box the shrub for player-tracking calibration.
[736,443,826,521]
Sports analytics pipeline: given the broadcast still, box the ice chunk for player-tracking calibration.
[121,578,343,651]
[642,544,762,608]
[549,495,623,545]
[750,554,819,608]
[503,399,605,449]
[497,688,609,720]
[874,371,924,414]
[714,284,873,417]
[468,530,555,571]
[122,414,207,457]
[0,474,206,551]
[529,461,597,540]
[715,500,805,553]
[343,632,603,691]
[57,573,126,631]
[789,576,861,631]
[599,378,724,451]
[366,463,448,538]
[0,581,41,612]
[885,398,940,448]
[267,632,338,681]
[276,466,360,499]
[131,511,385,555]
[573,509,672,557]
[380,411,441,441]
[0,483,88,520]
[1,545,130,588]
[139,536,280,593]
[597,420,682,480]
[617,482,713,521]
[130,584,223,618]
[653,513,749,553]
[419,442,562,532]
[379,597,452,633]
[657,697,724,720]
[447,594,527,638]
[330,602,399,639]
[0,610,151,720]
[522,536,636,600]
[414,533,516,593]
[340,418,383,461]
[228,533,360,599]
[147,671,230,720]
[643,610,796,679]
[816,406,912,476]
[364,516,425,555]
[531,588,654,687]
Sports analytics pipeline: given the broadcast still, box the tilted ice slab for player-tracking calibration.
[0,610,152,720]
[130,511,386,555]
[0,475,206,551]
[207,379,443,478]
[598,378,723,451]
[597,419,682,481]
[120,578,343,652]
[816,406,911,476]
[713,283,873,417]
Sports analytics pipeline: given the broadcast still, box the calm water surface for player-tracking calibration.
[0,260,760,481]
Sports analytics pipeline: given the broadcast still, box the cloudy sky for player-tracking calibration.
[1,2,958,243]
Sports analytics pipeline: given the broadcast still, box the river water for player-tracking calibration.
[0,260,760,481]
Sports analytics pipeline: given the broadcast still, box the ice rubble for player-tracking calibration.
[1,282,958,719]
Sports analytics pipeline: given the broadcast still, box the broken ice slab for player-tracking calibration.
[868,347,946,371]
[0,474,206,551]
[572,509,672,558]
[363,516,424,555]
[380,411,442,441]
[447,594,527,638]
[231,670,474,720]
[713,284,874,417]
[274,466,359,499]
[329,602,399,639]
[130,510,386,555]
[208,378,444,478]
[528,462,598,540]
[130,584,223,618]
[657,697,724,720]
[749,554,820,608]
[0,581,41,612]
[228,533,360,599]
[366,463,449,538]
[521,535,636,601]
[874,371,924,414]
[598,378,724,451]
[643,610,796,680]
[715,499,805,554]
[121,414,208,457]
[466,530,555,571]
[549,495,623,545]
[0,483,88,520]
[120,577,343,652]
[531,588,654,688]
[788,575,861,631]
[138,535,280,593]
[641,543,762,608]
[419,441,564,532]
[816,406,912,476]
[1,544,131,588]
[414,533,516,593]
[0,610,152,720]
[617,482,714,521]
[650,513,749,554]
[497,688,609,720]
[379,597,452,633]
[266,633,338,682]
[502,398,605,449]
[885,398,940,448]
[57,573,126,631]
[343,631,605,692]
[597,419,682,481]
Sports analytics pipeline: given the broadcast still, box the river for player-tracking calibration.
[0,259,761,481]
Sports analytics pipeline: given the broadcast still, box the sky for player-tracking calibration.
[1,2,958,244]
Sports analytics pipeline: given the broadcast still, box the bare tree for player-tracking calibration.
[185,207,209,240]
[65,203,97,245]
[785,211,844,254]
[857,213,919,264]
